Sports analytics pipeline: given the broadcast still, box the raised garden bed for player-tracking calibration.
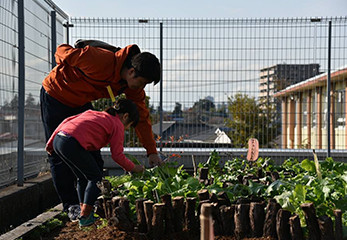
[23,151,347,239]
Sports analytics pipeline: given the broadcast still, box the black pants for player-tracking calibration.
[53,134,103,206]
[40,87,103,211]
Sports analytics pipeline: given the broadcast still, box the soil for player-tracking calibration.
[34,218,275,240]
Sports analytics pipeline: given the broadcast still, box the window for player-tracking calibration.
[311,93,316,127]
[302,95,307,127]
[335,89,345,127]
[321,91,327,129]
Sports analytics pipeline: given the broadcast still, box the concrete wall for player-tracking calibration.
[0,174,59,234]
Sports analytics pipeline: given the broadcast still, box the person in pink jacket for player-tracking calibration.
[46,99,144,227]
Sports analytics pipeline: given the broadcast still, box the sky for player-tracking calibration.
[52,0,347,19]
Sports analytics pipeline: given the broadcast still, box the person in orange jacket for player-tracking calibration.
[40,40,162,221]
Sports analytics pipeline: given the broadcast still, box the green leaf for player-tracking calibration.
[293,184,306,203]
[274,191,295,212]
[266,180,289,196]
[125,153,141,165]
[301,159,316,173]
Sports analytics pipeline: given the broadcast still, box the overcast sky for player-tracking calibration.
[53,0,347,19]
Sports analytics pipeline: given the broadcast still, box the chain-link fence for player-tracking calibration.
[0,0,68,188]
[1,2,347,188]
[69,17,347,150]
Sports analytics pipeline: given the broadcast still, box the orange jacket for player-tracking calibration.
[42,44,157,155]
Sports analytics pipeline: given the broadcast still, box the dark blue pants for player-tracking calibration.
[53,134,103,206]
[40,87,103,210]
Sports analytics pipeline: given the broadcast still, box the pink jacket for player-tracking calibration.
[46,110,135,171]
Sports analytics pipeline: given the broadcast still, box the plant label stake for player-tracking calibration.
[312,149,322,180]
[247,138,259,162]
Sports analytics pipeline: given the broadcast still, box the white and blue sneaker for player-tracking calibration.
[67,204,81,222]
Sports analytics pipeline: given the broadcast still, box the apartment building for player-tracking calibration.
[274,65,347,149]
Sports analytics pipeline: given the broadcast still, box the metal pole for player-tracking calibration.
[51,11,57,69]
[327,21,332,157]
[159,22,163,151]
[17,0,25,186]
[267,68,270,147]
[63,21,74,44]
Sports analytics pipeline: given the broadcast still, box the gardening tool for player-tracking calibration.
[158,151,169,163]
[247,138,259,162]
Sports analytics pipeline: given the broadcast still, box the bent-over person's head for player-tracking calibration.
[123,52,160,90]
[105,99,139,129]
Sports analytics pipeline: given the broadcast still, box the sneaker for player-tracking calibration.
[67,204,81,222]
[79,213,95,228]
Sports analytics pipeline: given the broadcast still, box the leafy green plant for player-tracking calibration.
[106,153,347,229]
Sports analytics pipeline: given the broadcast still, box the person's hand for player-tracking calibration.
[132,164,145,173]
[148,154,163,167]
[45,146,53,155]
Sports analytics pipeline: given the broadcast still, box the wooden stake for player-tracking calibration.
[172,196,185,232]
[114,206,134,231]
[217,191,231,206]
[161,194,174,234]
[197,199,211,220]
[185,197,198,233]
[199,168,209,181]
[119,197,130,218]
[144,200,154,233]
[249,201,265,237]
[209,193,218,203]
[198,189,210,201]
[200,203,214,240]
[263,199,281,239]
[276,209,292,240]
[152,203,166,240]
[105,199,113,219]
[318,215,334,240]
[211,202,223,236]
[100,179,112,196]
[289,214,304,240]
[301,202,321,240]
[220,205,234,236]
[95,196,106,218]
[334,209,343,240]
[234,203,250,239]
[135,198,147,233]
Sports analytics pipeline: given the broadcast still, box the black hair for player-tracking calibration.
[131,52,161,85]
[105,99,139,127]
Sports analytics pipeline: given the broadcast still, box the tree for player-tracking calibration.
[25,93,36,107]
[10,94,18,109]
[192,98,215,112]
[225,93,279,148]
[190,98,216,123]
[172,102,183,118]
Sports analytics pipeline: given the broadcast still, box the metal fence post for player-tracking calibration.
[51,11,57,68]
[17,0,25,186]
[327,21,332,157]
[159,22,163,151]
[63,21,74,44]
